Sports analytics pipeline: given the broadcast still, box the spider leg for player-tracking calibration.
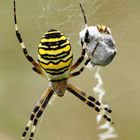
[70,42,99,78]
[67,83,113,124]
[70,40,88,77]
[71,48,86,71]
[13,0,45,77]
[79,3,88,26]
[71,2,98,77]
[70,58,90,78]
[71,28,90,72]
[22,87,54,140]
[70,41,86,76]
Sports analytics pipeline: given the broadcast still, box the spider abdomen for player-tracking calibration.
[38,29,73,81]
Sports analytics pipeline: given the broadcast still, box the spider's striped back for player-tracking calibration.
[38,29,73,81]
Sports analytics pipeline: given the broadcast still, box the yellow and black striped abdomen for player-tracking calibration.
[38,29,73,81]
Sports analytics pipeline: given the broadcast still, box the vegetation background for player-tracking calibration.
[0,0,140,140]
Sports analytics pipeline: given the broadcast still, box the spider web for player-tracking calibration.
[26,0,135,140]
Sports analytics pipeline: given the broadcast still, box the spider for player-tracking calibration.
[13,1,114,140]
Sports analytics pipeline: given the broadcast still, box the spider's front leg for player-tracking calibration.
[67,83,113,124]
[22,87,54,140]
[13,0,45,77]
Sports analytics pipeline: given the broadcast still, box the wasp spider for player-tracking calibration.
[13,1,113,140]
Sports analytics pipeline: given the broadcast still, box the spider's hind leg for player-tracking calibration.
[67,83,113,124]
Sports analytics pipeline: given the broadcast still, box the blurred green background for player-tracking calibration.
[0,0,140,140]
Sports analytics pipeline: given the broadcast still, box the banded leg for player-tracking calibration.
[71,2,89,71]
[22,87,54,140]
[13,0,44,77]
[70,42,89,78]
[67,83,111,113]
[71,30,90,72]
[79,3,88,26]
[67,83,113,124]
[70,42,99,78]
[69,58,90,78]
[79,3,90,43]
[71,48,86,71]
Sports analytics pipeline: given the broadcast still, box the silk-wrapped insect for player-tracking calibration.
[79,4,117,67]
